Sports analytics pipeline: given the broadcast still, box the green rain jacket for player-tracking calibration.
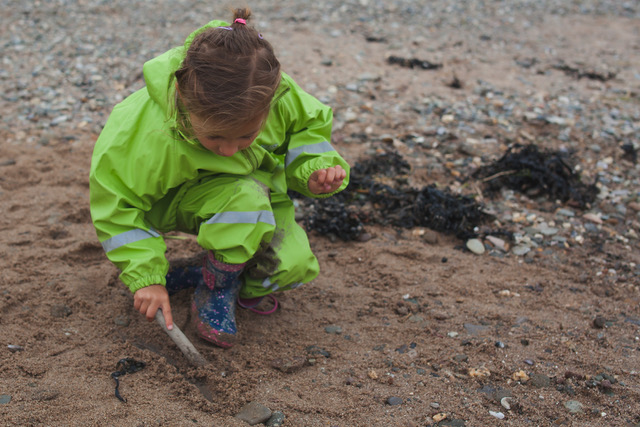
[89,20,350,293]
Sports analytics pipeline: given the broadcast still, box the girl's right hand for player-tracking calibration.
[133,285,174,330]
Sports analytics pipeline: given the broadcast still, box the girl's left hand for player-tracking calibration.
[308,165,347,194]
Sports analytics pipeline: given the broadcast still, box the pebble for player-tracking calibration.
[489,411,505,419]
[235,402,272,425]
[529,373,551,388]
[500,397,513,410]
[270,357,306,373]
[564,400,584,414]
[265,411,286,427]
[324,325,342,334]
[50,304,72,318]
[486,235,507,251]
[113,314,131,327]
[0,395,11,404]
[511,245,531,256]
[386,396,403,406]
[8,345,24,353]
[466,238,485,254]
[463,323,489,336]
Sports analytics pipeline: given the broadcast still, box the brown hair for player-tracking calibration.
[174,8,281,136]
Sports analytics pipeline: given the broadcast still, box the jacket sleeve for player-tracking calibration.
[273,75,350,198]
[89,99,170,293]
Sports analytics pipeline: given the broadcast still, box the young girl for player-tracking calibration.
[89,8,349,348]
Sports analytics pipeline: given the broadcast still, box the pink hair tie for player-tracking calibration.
[234,18,246,25]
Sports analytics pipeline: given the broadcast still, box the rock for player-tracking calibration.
[593,316,607,329]
[386,396,403,406]
[529,373,551,388]
[489,411,505,419]
[512,245,531,256]
[50,304,72,318]
[32,388,60,402]
[423,230,439,244]
[463,323,489,336]
[583,213,603,224]
[466,238,485,254]
[270,357,306,373]
[453,354,468,363]
[324,325,342,334]
[500,397,513,410]
[0,395,11,404]
[265,411,285,427]
[439,419,466,427]
[564,400,584,414]
[7,345,24,353]
[114,314,131,327]
[486,235,508,251]
[235,402,272,425]
[305,345,331,358]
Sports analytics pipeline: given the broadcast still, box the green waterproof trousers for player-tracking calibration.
[169,172,319,299]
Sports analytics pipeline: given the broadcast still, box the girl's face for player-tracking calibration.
[190,114,265,157]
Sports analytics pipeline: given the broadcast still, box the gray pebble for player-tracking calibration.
[386,396,402,406]
[324,325,342,334]
[265,411,285,427]
[529,373,551,388]
[512,245,531,256]
[114,314,131,327]
[564,400,584,414]
[50,304,72,318]
[235,401,272,425]
[0,395,11,404]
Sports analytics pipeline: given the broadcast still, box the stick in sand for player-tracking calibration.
[155,309,208,367]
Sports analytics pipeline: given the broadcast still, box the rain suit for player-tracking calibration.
[89,20,350,298]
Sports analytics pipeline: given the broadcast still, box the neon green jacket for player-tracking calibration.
[89,20,349,293]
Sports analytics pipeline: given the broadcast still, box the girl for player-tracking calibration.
[89,8,349,348]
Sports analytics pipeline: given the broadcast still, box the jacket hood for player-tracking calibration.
[142,20,228,114]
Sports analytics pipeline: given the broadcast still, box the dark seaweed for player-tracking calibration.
[111,358,146,403]
[301,149,490,241]
[472,144,598,208]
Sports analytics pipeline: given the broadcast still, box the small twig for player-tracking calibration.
[480,170,518,183]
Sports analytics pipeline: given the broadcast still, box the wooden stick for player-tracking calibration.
[155,309,208,367]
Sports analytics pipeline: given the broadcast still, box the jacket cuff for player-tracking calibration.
[292,157,349,199]
[127,274,167,293]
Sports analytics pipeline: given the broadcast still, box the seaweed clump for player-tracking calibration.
[301,149,490,241]
[472,144,598,208]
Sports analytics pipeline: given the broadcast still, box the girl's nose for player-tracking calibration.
[218,144,238,157]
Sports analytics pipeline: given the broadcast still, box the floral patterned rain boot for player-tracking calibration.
[191,251,245,348]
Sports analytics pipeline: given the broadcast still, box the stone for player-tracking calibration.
[114,314,131,327]
[466,238,485,254]
[270,357,306,374]
[386,396,403,406]
[564,400,584,414]
[529,373,551,388]
[486,235,507,251]
[0,395,11,404]
[235,401,272,425]
[265,411,285,427]
[512,245,531,256]
[463,323,489,336]
[50,304,72,318]
[324,325,342,334]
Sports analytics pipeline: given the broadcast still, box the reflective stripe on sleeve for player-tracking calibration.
[101,228,161,253]
[285,141,335,168]
[203,210,276,227]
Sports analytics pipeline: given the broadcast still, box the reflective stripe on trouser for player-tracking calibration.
[175,174,319,299]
